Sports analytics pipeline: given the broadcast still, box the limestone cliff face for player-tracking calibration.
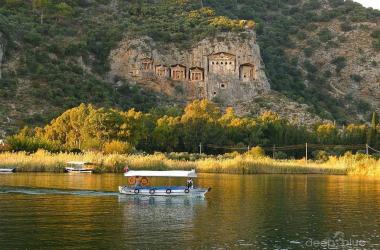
[109,32,270,105]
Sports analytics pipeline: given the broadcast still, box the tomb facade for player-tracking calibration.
[155,65,169,78]
[189,67,204,82]
[109,32,270,105]
[171,64,186,80]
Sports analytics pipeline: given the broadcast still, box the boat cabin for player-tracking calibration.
[65,161,95,173]
[119,169,210,197]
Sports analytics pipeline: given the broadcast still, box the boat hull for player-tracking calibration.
[0,168,16,173]
[119,186,210,197]
[65,167,93,173]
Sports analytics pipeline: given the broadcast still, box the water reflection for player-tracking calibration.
[1,173,380,249]
[117,196,207,249]
[118,195,206,230]
[118,194,205,204]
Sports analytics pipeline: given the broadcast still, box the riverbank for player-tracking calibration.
[1,150,379,176]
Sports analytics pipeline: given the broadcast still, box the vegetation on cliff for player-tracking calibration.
[0,0,379,133]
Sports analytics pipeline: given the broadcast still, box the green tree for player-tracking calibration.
[103,140,134,154]
[55,2,73,21]
[32,0,50,24]
[367,112,378,147]
[4,0,23,7]
[343,124,367,145]
[41,103,91,149]
[84,107,124,145]
[316,123,338,144]
[180,99,223,152]
[119,109,148,147]
[152,116,181,152]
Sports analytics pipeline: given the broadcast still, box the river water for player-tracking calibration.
[0,173,379,249]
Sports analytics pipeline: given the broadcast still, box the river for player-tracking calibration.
[0,173,379,249]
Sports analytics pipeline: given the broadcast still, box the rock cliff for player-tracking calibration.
[286,19,380,121]
[109,31,270,106]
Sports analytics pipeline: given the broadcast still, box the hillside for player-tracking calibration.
[0,0,379,135]
[213,0,379,122]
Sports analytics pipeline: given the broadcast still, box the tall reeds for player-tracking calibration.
[0,150,367,175]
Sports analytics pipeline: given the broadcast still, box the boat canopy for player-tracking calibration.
[66,161,92,165]
[124,169,197,178]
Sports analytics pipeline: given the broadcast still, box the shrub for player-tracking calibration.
[331,146,347,156]
[7,135,61,153]
[340,22,353,32]
[371,29,380,39]
[373,40,380,51]
[312,150,329,162]
[331,56,347,73]
[167,152,191,161]
[274,151,287,159]
[223,151,241,159]
[326,40,339,49]
[350,74,363,82]
[103,140,134,154]
[304,60,317,73]
[318,28,333,43]
[356,99,371,113]
[246,146,265,158]
[324,70,332,78]
[296,31,307,40]
[22,30,42,46]
[338,35,347,43]
[303,47,313,57]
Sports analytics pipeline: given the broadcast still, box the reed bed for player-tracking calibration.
[0,150,196,173]
[0,150,363,175]
[323,154,380,176]
[196,156,347,175]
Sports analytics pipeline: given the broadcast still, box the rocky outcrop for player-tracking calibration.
[286,19,380,120]
[236,92,326,126]
[109,31,270,106]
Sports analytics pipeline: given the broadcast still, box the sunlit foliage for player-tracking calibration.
[6,100,380,157]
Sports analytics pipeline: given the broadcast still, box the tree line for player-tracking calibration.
[5,100,380,159]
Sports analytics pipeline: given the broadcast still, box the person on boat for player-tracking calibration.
[186,178,194,189]
[134,176,142,188]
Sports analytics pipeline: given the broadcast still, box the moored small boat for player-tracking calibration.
[0,168,16,173]
[119,169,210,197]
[65,161,94,173]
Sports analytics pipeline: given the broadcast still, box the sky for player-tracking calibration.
[353,0,380,9]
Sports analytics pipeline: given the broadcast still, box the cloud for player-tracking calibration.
[353,0,380,10]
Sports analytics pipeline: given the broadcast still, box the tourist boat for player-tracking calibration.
[119,169,211,197]
[65,161,94,173]
[0,168,16,173]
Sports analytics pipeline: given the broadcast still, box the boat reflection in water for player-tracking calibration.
[118,195,207,240]
[118,194,207,207]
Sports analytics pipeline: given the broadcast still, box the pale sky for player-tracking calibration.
[353,0,380,9]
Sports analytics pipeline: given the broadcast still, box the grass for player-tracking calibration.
[196,156,347,175]
[0,150,196,173]
[3,150,377,175]
[323,153,380,176]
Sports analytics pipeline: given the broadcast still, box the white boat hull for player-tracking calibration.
[119,186,210,197]
[65,167,93,173]
[0,168,16,173]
